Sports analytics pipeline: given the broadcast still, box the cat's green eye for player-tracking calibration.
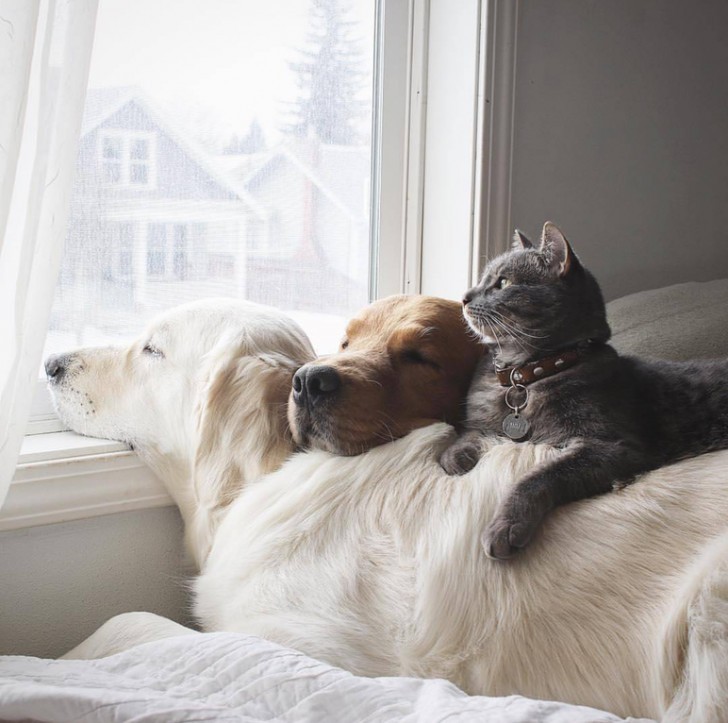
[495,277,512,290]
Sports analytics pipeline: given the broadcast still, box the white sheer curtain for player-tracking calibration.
[0,0,98,509]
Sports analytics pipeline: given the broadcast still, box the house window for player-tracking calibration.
[98,131,156,188]
[145,223,193,281]
[129,138,151,185]
[117,223,134,278]
[172,225,188,280]
[146,224,167,277]
[102,136,123,184]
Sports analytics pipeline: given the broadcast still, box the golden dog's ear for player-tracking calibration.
[189,336,299,565]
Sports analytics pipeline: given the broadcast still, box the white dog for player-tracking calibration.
[48,299,728,722]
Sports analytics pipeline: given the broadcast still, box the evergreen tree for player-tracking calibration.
[224,118,266,154]
[284,0,367,145]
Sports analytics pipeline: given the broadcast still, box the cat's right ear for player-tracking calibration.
[512,229,533,250]
[539,221,576,276]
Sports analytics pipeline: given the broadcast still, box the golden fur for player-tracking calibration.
[288,295,484,455]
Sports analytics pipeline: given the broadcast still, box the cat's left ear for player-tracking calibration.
[539,222,577,276]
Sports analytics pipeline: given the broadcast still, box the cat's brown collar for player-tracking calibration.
[495,348,582,386]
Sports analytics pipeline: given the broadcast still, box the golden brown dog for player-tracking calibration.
[288,294,485,455]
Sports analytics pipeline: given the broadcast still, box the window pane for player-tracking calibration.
[130,138,148,160]
[102,136,122,159]
[103,161,121,184]
[172,225,188,280]
[44,0,376,362]
[146,223,166,276]
[117,223,134,278]
[129,162,148,185]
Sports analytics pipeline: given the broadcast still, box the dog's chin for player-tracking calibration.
[289,408,382,457]
[48,382,135,447]
[47,384,93,434]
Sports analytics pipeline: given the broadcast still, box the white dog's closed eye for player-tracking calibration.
[142,343,164,358]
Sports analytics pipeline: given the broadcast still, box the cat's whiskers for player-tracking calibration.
[480,316,503,356]
[487,314,530,355]
[489,310,547,345]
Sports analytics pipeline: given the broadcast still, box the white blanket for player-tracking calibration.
[0,632,651,722]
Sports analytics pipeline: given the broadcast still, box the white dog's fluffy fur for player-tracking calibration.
[50,300,728,722]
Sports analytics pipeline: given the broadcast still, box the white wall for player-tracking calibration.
[0,506,191,658]
[509,0,728,300]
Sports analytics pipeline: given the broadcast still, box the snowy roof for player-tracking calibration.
[234,142,369,223]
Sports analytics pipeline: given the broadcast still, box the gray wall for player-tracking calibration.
[0,506,192,658]
[510,0,728,300]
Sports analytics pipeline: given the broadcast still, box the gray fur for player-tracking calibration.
[442,222,728,559]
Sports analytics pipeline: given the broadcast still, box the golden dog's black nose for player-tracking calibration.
[45,353,71,383]
[292,365,341,407]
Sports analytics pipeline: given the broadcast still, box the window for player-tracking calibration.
[101,135,123,184]
[129,137,151,185]
[26,0,501,440]
[146,224,167,277]
[144,223,195,281]
[43,0,377,367]
[117,223,135,279]
[98,131,157,188]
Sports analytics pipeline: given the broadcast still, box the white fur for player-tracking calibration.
[51,300,728,722]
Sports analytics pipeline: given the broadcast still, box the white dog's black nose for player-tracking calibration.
[292,365,341,406]
[45,353,71,383]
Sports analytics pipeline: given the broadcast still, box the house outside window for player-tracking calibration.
[98,130,157,189]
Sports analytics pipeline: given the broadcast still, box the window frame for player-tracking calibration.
[7,0,519,530]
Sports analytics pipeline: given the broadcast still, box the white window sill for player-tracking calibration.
[1,432,173,532]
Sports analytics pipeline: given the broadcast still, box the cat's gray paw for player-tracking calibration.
[481,508,541,560]
[440,440,481,476]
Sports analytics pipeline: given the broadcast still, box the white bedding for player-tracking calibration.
[0,632,652,722]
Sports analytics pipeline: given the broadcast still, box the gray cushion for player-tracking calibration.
[607,279,728,361]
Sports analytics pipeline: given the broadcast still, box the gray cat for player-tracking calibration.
[441,221,728,560]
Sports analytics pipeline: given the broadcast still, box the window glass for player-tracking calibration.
[45,0,375,359]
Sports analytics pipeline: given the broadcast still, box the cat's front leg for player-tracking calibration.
[440,430,485,475]
[482,482,553,560]
[482,440,646,559]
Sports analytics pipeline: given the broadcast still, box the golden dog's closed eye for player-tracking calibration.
[400,348,439,368]
[143,343,164,358]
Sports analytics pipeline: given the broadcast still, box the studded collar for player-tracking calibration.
[494,348,583,387]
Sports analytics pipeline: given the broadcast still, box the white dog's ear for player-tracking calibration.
[188,336,299,564]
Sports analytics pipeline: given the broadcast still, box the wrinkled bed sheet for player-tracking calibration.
[0,632,652,722]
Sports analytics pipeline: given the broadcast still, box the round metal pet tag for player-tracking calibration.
[502,413,530,440]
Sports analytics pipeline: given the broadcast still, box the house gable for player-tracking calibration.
[76,97,249,205]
